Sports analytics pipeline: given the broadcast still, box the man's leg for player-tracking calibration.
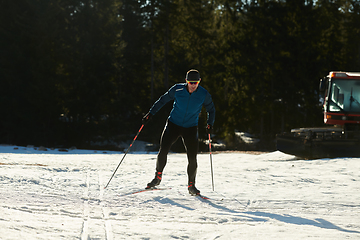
[156,121,180,172]
[147,121,180,188]
[182,126,199,194]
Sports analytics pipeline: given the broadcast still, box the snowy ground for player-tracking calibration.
[0,145,360,239]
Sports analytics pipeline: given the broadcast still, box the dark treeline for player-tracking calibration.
[1,0,359,150]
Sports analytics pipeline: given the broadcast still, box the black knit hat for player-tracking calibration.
[186,69,200,80]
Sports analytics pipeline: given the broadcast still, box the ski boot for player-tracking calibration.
[146,172,162,189]
[188,182,200,195]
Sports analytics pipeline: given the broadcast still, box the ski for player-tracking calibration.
[133,187,171,195]
[181,189,211,200]
[189,193,210,200]
[119,187,171,197]
[197,194,210,200]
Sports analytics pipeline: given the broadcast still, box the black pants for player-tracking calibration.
[156,120,199,184]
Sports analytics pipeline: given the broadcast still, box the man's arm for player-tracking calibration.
[149,84,177,115]
[204,92,215,126]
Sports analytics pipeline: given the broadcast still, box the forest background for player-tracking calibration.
[1,0,360,152]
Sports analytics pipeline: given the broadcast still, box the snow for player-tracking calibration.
[1,145,360,239]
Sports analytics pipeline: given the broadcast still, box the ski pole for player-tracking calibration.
[208,133,215,191]
[104,124,144,189]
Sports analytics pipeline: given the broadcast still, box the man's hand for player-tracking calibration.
[206,124,213,134]
[142,112,153,125]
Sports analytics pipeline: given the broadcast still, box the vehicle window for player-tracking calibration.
[329,80,360,113]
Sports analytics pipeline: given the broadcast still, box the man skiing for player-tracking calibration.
[142,69,215,195]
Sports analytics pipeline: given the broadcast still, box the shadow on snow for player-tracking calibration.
[155,195,360,234]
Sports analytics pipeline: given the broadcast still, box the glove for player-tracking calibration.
[206,124,213,134]
[142,112,153,125]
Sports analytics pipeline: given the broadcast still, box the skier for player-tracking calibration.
[142,69,215,195]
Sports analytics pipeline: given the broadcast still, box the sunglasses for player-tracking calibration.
[186,80,200,85]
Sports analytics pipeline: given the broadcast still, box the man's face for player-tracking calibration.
[186,79,201,93]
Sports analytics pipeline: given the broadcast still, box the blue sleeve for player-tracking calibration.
[149,84,177,115]
[204,92,215,126]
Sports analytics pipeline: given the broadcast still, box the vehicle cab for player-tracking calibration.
[320,71,360,125]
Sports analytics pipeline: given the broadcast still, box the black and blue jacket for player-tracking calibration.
[149,83,215,128]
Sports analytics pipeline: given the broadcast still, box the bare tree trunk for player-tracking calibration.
[164,23,169,89]
[150,0,154,103]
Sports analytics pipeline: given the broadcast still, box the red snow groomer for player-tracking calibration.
[277,71,360,159]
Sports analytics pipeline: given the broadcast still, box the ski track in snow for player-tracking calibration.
[0,146,360,239]
[80,170,114,240]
